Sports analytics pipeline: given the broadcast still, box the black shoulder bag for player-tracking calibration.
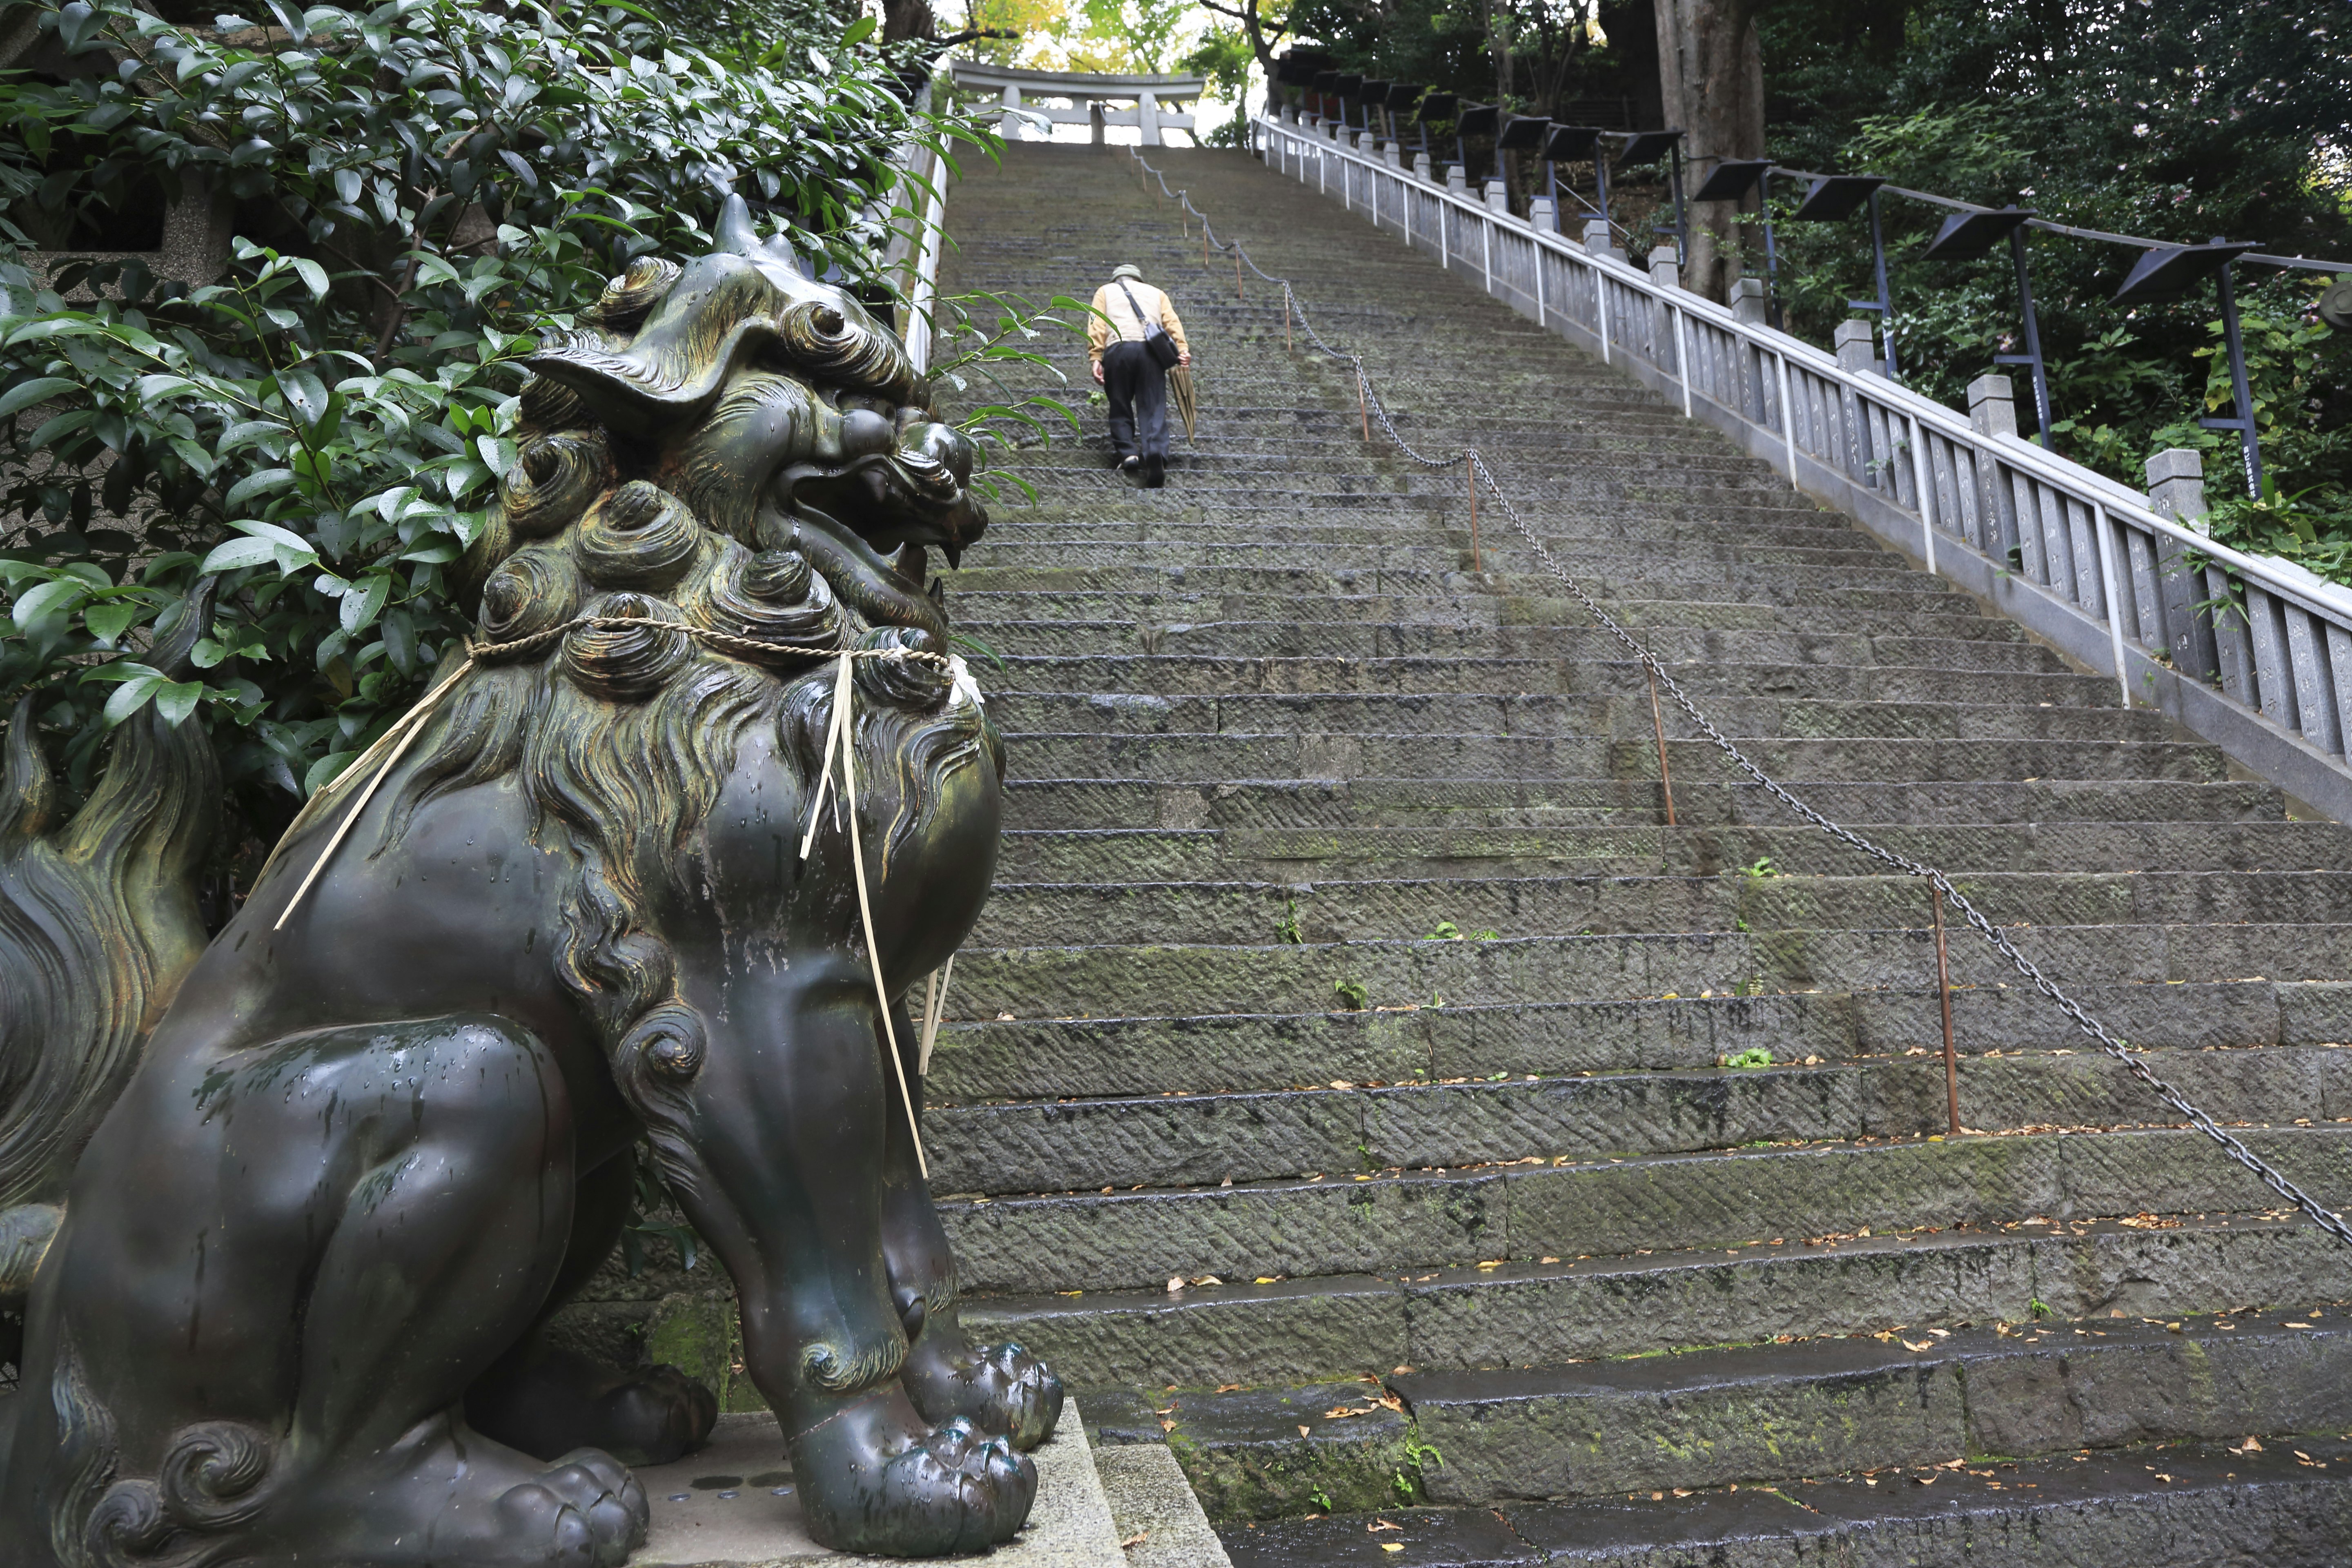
[1115,281,1183,371]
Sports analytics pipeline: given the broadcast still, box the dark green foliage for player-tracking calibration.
[0,0,978,867]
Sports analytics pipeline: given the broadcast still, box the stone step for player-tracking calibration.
[1386,1313,2352,1506]
[991,818,2345,884]
[987,686,2146,739]
[927,979,2352,1104]
[945,561,1939,597]
[960,620,2038,662]
[970,869,2352,948]
[972,1217,2347,1391]
[934,1125,2352,1294]
[924,1048,2348,1196]
[997,775,2269,831]
[987,644,2076,696]
[951,922,2352,1021]
[944,585,1999,624]
[1209,1437,2352,1565]
[949,539,1905,576]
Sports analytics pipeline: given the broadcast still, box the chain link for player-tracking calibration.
[1127,145,2352,1248]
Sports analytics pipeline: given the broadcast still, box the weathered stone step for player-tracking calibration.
[998,774,2262,831]
[1383,1314,2352,1506]
[960,619,2036,662]
[973,1217,2347,1392]
[971,869,2352,948]
[925,1048,2346,1196]
[952,922,2352,1020]
[1207,1435,2352,1563]
[983,648,2088,700]
[987,684,2140,739]
[935,1123,2352,1293]
[992,817,2343,884]
[956,538,1898,577]
[927,980,2350,1104]
[992,724,2183,780]
[944,584,1996,625]
[947,560,1935,598]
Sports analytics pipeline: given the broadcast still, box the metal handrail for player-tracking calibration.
[1259,113,2352,817]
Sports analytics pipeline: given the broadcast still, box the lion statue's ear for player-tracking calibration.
[715,193,805,274]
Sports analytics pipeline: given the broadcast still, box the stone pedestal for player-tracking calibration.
[632,1402,1130,1567]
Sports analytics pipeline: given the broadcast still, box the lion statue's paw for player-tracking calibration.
[493,1449,650,1568]
[793,1393,1038,1555]
[903,1336,1065,1452]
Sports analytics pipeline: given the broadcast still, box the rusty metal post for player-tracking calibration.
[1465,453,1483,571]
[1646,665,1676,827]
[1932,885,1960,1136]
[1236,250,1244,300]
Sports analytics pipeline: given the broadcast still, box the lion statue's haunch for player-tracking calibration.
[0,196,1059,1565]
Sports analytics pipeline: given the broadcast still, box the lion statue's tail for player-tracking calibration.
[0,579,220,1313]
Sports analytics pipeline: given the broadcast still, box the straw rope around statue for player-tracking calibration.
[267,615,964,1176]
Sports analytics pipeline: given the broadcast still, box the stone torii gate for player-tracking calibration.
[950,62,1208,147]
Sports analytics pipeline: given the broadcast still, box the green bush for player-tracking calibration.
[0,0,982,864]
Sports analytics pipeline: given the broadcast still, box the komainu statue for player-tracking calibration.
[0,195,1059,1564]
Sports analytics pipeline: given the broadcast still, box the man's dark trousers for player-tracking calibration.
[1102,340,1168,463]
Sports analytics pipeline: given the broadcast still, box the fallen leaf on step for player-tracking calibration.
[1159,1419,1175,1432]
[1297,1425,1311,1437]
[1671,1488,1692,1497]
[1902,1339,1934,1351]
[1217,1383,1244,1392]
[1120,1531,1149,1548]
[1381,1547,1404,1555]
[1369,1519,1402,1532]
[1166,1276,1184,1294]
[1914,1474,1936,1486]
[2230,1436,2263,1454]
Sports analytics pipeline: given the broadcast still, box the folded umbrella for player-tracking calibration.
[1168,363,1197,443]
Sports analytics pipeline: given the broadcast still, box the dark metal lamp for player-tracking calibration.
[1791,175,1885,222]
[1920,207,2034,262]
[2111,241,2257,303]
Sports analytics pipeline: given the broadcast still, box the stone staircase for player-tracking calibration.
[924,143,2352,1564]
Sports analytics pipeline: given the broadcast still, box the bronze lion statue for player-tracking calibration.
[0,196,1059,1564]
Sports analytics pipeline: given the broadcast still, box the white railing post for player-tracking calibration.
[1776,353,1799,486]
[1907,413,1936,578]
[2092,503,2131,707]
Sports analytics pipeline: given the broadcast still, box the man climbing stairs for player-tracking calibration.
[925,142,2352,1564]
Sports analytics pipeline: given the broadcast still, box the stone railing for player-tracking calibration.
[953,62,1206,146]
[880,67,952,373]
[1258,111,2352,822]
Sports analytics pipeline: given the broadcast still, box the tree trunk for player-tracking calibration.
[1653,0,1763,302]
[882,0,935,45]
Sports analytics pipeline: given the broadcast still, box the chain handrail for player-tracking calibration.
[1124,143,2352,1249]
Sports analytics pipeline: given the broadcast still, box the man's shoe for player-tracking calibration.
[1118,455,1140,474]
[1143,453,1166,488]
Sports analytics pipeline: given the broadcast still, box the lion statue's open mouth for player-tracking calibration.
[521,198,986,638]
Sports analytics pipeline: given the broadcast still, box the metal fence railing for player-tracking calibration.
[1258,113,2352,824]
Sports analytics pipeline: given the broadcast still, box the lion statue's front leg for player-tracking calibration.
[0,196,1048,1561]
